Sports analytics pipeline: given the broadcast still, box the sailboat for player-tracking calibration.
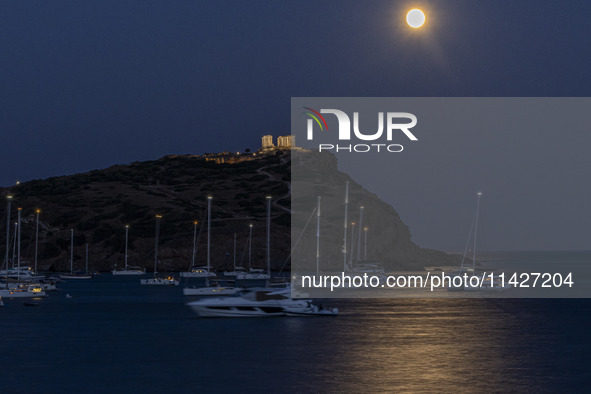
[112,225,146,275]
[60,230,93,279]
[141,215,179,286]
[1,203,47,298]
[180,220,216,278]
[223,233,246,277]
[448,192,511,292]
[235,223,270,280]
[183,196,241,296]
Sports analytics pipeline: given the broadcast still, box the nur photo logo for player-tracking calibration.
[303,107,418,153]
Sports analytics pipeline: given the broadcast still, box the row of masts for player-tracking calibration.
[2,196,42,281]
[315,182,371,275]
[125,195,275,276]
[2,194,274,277]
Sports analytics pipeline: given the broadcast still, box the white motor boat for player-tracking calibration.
[186,286,337,318]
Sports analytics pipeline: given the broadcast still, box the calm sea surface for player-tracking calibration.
[1,251,590,393]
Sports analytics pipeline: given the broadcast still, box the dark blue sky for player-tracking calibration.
[1,1,590,249]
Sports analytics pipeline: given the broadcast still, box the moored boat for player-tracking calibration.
[0,283,46,298]
[113,225,146,275]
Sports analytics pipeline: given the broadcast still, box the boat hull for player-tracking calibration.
[112,270,145,275]
[0,289,46,298]
[188,304,285,318]
[60,274,93,280]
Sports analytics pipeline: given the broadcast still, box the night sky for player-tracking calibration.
[1,1,590,250]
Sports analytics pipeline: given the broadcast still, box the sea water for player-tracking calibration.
[1,251,590,393]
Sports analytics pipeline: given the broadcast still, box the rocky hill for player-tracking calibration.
[1,149,460,272]
[290,150,462,272]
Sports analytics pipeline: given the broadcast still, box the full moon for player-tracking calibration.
[406,9,425,28]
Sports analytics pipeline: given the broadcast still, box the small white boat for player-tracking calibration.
[284,305,339,317]
[186,286,337,318]
[140,276,179,286]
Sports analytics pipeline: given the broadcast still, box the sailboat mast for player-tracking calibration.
[472,192,482,270]
[316,196,321,277]
[34,209,40,274]
[343,182,349,272]
[207,196,212,274]
[266,196,271,278]
[124,225,129,270]
[192,221,198,269]
[154,215,162,274]
[85,243,89,274]
[70,229,74,274]
[17,208,21,281]
[364,227,368,261]
[248,224,253,271]
[349,222,356,268]
[4,195,12,275]
[357,206,364,262]
[233,232,237,272]
[12,222,17,269]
